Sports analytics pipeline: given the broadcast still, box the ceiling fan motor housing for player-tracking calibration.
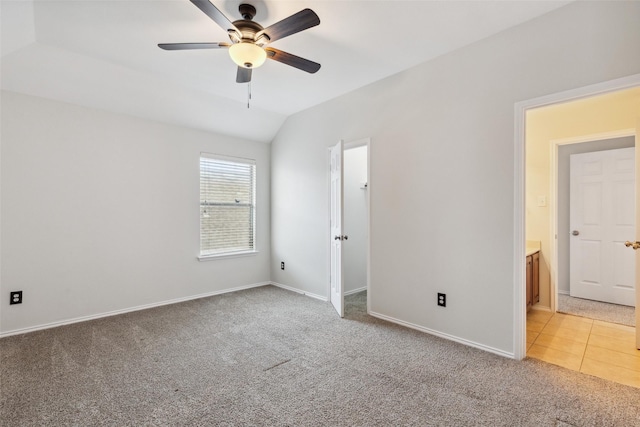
[230,20,265,43]
[229,4,270,47]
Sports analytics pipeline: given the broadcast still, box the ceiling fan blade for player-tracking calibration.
[190,0,239,33]
[265,48,321,74]
[258,9,320,43]
[236,67,252,83]
[158,42,229,50]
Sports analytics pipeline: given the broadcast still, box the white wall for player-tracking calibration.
[271,1,640,355]
[0,91,271,335]
[343,146,368,294]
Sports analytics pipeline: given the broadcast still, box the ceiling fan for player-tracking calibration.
[159,0,321,84]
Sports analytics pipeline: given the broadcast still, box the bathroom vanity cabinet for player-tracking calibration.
[526,251,540,312]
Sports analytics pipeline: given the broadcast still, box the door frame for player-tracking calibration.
[550,131,637,313]
[513,73,640,360]
[328,137,371,314]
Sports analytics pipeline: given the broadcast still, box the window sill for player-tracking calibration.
[197,250,259,262]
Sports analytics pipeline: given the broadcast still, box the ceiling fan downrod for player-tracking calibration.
[238,4,256,20]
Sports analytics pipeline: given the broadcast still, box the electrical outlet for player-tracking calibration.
[437,293,446,307]
[281,261,285,270]
[10,291,23,305]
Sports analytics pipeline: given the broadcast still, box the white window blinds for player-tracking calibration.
[200,154,256,256]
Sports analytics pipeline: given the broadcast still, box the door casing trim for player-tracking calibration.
[513,73,640,360]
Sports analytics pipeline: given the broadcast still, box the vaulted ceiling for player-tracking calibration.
[1,0,571,143]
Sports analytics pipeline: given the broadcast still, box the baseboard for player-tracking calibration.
[270,282,329,302]
[368,311,515,359]
[558,290,570,295]
[0,281,271,338]
[531,305,552,312]
[344,286,366,296]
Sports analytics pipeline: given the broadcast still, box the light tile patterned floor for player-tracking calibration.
[527,310,640,389]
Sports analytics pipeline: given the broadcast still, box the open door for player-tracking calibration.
[637,121,640,350]
[330,140,345,317]
[629,121,640,350]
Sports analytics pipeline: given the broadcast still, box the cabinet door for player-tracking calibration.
[532,252,540,304]
[526,255,532,311]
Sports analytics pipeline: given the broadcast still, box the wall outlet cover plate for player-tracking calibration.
[10,291,23,305]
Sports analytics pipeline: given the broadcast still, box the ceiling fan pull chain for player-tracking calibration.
[247,82,252,109]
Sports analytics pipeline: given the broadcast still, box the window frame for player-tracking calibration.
[197,153,258,261]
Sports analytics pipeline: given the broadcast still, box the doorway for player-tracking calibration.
[567,144,636,307]
[514,74,640,361]
[518,80,640,387]
[343,145,368,295]
[553,137,637,326]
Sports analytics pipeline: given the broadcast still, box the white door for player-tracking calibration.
[569,147,636,306]
[636,123,640,349]
[330,140,344,317]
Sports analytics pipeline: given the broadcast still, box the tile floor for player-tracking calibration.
[527,310,640,389]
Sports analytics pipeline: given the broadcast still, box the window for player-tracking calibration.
[199,153,256,258]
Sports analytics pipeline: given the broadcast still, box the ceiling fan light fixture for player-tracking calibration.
[159,2,321,83]
[229,42,267,69]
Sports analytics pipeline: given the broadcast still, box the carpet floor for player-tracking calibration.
[557,294,636,327]
[2,286,640,426]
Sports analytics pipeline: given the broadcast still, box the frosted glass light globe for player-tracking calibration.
[229,43,267,69]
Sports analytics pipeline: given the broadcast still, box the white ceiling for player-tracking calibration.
[1,0,571,143]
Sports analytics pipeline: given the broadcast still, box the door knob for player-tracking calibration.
[343,235,348,240]
[334,236,341,240]
[571,230,580,236]
[624,241,640,250]
[334,235,349,241]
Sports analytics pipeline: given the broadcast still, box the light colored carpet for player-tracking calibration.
[557,294,636,327]
[2,286,640,426]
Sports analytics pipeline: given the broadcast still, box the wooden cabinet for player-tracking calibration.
[526,255,532,311]
[526,251,539,312]
[532,252,539,305]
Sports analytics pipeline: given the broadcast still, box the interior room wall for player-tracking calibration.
[343,146,368,294]
[271,1,640,356]
[0,91,271,335]
[526,88,640,308]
